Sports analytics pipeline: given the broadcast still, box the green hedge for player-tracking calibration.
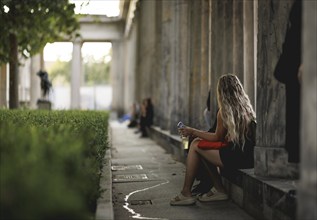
[0,110,109,220]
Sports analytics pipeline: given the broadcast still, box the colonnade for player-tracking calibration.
[117,0,308,178]
[0,41,83,109]
[113,1,316,219]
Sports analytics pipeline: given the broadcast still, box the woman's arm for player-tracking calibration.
[179,111,227,142]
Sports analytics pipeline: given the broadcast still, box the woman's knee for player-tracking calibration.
[189,139,223,167]
[189,139,200,151]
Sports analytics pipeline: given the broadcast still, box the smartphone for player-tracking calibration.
[177,121,185,129]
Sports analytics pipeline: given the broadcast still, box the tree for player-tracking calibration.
[0,0,80,108]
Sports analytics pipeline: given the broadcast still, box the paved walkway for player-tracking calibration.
[110,120,256,220]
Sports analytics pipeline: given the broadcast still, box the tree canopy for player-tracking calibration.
[0,0,80,64]
[0,0,80,108]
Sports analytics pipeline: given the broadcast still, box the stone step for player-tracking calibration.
[149,126,297,220]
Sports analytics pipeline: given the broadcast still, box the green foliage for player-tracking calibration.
[48,60,71,85]
[84,58,111,85]
[0,0,80,63]
[47,59,110,86]
[0,110,109,220]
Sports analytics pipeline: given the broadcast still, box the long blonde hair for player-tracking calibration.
[217,74,256,149]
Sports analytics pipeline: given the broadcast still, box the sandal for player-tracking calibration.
[198,187,228,202]
[170,193,196,206]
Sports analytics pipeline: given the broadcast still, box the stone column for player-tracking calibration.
[243,0,256,107]
[200,0,210,130]
[223,0,233,75]
[140,0,156,97]
[216,1,225,77]
[159,0,173,130]
[212,1,225,76]
[30,54,41,109]
[71,39,82,109]
[123,26,137,113]
[0,64,7,108]
[255,0,298,178]
[233,0,244,81]
[175,0,190,129]
[208,0,212,88]
[152,0,162,127]
[188,0,202,127]
[168,0,180,134]
[135,0,161,128]
[111,40,125,116]
[298,1,317,219]
[210,1,224,120]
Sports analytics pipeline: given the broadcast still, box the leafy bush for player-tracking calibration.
[0,110,109,220]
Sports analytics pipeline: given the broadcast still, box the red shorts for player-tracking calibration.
[197,140,228,149]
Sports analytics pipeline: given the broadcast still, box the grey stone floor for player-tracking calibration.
[109,120,257,220]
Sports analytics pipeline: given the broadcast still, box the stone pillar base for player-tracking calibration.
[254,146,299,179]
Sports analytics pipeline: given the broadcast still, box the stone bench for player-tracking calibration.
[148,125,297,220]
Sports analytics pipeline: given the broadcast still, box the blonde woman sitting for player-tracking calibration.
[170,74,256,206]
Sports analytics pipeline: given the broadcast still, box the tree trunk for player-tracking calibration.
[9,33,19,109]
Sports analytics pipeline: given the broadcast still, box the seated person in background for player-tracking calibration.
[118,114,131,123]
[170,74,256,206]
[127,102,140,128]
[139,98,154,138]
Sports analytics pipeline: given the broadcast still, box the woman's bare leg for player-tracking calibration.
[201,159,226,193]
[196,146,226,192]
[181,139,201,197]
[180,139,227,196]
